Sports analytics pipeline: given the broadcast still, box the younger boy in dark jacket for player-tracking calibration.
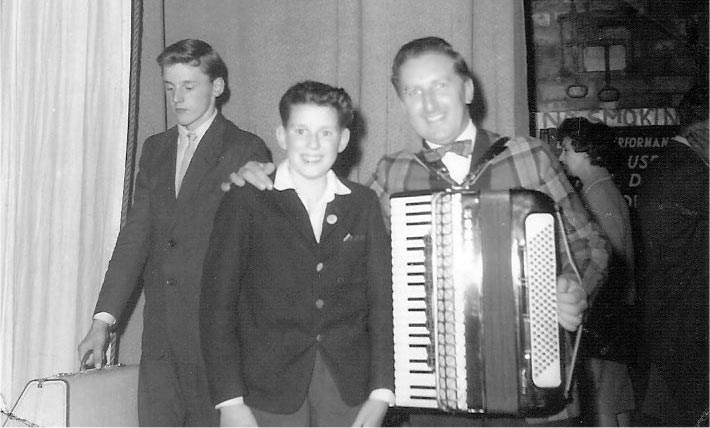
[200,81,394,427]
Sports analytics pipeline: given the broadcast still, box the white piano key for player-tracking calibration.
[393,312,428,325]
[394,335,430,345]
[395,397,439,409]
[393,386,437,400]
[398,360,433,372]
[395,372,436,387]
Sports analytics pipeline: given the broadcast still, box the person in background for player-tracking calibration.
[200,81,393,427]
[77,39,271,426]
[557,117,636,427]
[636,84,709,427]
[228,36,609,426]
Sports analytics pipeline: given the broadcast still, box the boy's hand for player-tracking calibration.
[556,275,588,332]
[77,319,110,369]
[351,398,388,427]
[219,403,258,427]
[222,161,275,191]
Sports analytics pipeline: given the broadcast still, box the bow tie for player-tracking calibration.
[421,139,473,163]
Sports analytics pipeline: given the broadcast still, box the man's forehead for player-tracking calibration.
[286,104,339,126]
[163,63,208,78]
[400,53,457,76]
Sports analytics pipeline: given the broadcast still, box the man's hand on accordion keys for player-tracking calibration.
[555,275,588,332]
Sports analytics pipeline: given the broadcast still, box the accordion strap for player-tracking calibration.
[460,136,510,189]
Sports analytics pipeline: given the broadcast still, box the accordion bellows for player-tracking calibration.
[391,189,567,417]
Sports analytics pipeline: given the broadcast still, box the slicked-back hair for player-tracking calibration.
[391,36,473,96]
[558,117,623,172]
[279,81,354,129]
[157,39,230,107]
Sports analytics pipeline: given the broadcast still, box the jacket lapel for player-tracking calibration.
[265,184,356,251]
[174,114,227,213]
[154,128,180,220]
[468,129,494,175]
[266,189,319,248]
[319,192,355,246]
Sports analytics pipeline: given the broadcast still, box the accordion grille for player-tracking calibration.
[525,214,561,388]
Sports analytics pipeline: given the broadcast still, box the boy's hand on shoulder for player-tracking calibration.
[222,161,276,191]
[351,398,388,427]
[219,403,258,427]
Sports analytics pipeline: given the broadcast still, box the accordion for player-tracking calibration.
[391,189,567,417]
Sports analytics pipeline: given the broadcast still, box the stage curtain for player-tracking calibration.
[0,0,131,405]
[160,0,529,183]
[117,0,530,364]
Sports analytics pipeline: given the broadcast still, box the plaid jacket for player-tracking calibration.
[368,128,609,294]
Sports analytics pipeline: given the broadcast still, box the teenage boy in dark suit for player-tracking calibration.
[200,81,393,427]
[77,39,271,426]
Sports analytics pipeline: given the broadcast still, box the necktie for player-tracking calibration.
[421,139,473,163]
[175,132,197,196]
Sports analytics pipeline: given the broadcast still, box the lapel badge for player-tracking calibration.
[326,214,338,225]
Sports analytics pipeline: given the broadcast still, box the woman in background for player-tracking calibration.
[557,117,636,427]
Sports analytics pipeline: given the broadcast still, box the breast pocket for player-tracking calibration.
[338,240,368,284]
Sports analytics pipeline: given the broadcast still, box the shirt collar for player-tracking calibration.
[426,119,477,149]
[273,160,351,197]
[177,108,218,141]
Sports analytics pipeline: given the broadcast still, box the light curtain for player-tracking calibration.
[0,0,132,405]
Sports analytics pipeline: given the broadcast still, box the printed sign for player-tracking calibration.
[535,108,678,130]
[612,126,679,209]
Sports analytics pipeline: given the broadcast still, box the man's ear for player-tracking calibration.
[464,78,474,104]
[338,128,350,153]
[275,125,287,151]
[212,77,225,98]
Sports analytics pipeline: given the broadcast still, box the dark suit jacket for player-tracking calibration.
[200,179,394,414]
[94,113,270,369]
[638,140,709,363]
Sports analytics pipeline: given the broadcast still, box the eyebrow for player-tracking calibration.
[163,79,197,85]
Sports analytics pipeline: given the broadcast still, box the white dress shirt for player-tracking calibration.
[425,120,477,184]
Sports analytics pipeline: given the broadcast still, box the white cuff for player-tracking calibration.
[369,388,395,406]
[215,396,244,409]
[93,312,117,326]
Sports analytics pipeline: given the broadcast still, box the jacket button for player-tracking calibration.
[315,299,324,309]
[167,240,176,248]
[165,278,176,287]
[316,262,324,273]
[316,334,322,342]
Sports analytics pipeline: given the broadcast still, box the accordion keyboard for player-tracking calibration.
[390,193,438,409]
[390,190,565,415]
